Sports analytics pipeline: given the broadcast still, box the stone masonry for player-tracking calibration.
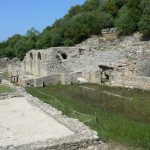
[3,31,149,90]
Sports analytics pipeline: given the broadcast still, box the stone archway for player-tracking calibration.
[60,53,67,59]
[30,52,33,74]
[37,52,42,76]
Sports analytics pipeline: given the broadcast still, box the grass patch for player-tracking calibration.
[0,85,15,93]
[26,84,150,149]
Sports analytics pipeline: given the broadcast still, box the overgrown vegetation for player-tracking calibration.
[0,0,150,60]
[0,85,15,93]
[26,84,150,149]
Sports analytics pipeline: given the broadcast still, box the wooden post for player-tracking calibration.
[95,112,99,124]
[11,72,12,83]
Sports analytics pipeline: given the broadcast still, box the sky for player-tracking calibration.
[0,0,85,42]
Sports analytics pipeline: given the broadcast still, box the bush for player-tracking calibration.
[138,15,150,36]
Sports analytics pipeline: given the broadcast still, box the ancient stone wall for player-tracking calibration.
[18,74,62,87]
[82,69,101,84]
[134,50,150,77]
[21,47,83,77]
[112,76,150,90]
[34,74,62,87]
[0,57,21,73]
[0,58,8,71]
[19,33,150,90]
[21,50,50,77]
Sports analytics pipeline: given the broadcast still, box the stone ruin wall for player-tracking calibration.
[0,58,8,71]
[0,57,21,84]
[22,50,51,77]
[17,32,150,90]
[134,50,150,77]
[111,49,150,90]
[0,57,21,74]
[21,47,84,77]
[20,46,150,90]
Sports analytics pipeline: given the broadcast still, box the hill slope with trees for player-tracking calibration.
[0,0,150,60]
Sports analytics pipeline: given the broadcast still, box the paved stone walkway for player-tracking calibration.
[0,97,74,146]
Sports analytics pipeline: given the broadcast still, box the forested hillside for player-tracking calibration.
[0,0,150,60]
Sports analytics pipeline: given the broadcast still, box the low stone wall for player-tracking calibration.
[82,69,101,84]
[0,57,21,72]
[33,74,62,87]
[0,58,8,71]
[18,74,62,87]
[18,77,34,87]
[112,76,150,90]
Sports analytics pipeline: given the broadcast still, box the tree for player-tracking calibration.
[138,15,150,36]
[63,39,75,46]
[50,28,63,47]
[138,0,150,36]
[126,0,141,29]
[36,27,52,48]
[140,0,150,15]
[26,27,39,37]
[115,6,136,35]
[103,0,119,16]
[82,0,100,11]
[67,5,82,18]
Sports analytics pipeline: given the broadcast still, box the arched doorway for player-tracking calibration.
[30,52,33,74]
[60,53,67,59]
[37,52,42,76]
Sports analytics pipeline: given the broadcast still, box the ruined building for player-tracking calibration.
[17,32,150,90]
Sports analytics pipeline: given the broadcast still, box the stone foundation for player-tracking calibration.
[18,74,62,87]
[112,76,150,90]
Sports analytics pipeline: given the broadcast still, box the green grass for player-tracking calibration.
[0,85,15,93]
[26,84,150,149]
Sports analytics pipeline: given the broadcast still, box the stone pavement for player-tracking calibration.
[0,88,104,150]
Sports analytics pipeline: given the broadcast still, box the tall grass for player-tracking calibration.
[0,85,15,93]
[26,84,150,149]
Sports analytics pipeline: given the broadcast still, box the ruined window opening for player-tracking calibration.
[61,53,67,59]
[101,73,110,83]
[99,65,113,71]
[30,53,33,59]
[99,65,113,84]
[79,49,85,55]
[43,82,46,87]
[37,52,42,60]
[105,74,109,80]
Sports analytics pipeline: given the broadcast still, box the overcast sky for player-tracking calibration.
[0,0,85,42]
